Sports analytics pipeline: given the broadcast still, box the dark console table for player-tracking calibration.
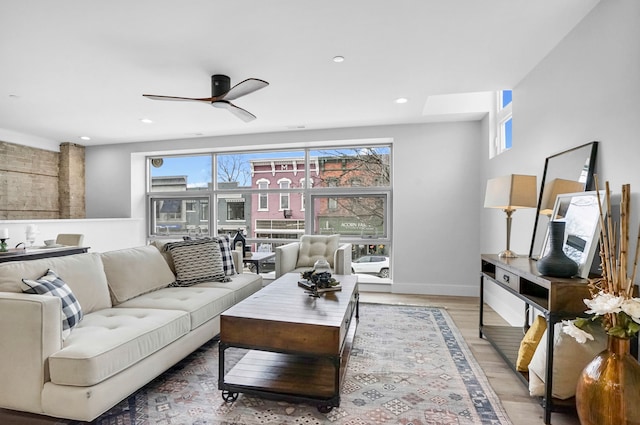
[480,254,591,424]
[0,246,89,263]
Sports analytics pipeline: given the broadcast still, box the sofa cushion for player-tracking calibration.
[116,286,236,330]
[149,239,178,273]
[21,269,83,338]
[48,308,190,387]
[164,239,227,286]
[0,253,111,314]
[296,234,340,268]
[101,245,176,305]
[195,272,263,304]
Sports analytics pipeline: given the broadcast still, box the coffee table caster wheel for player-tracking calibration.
[317,405,333,413]
[222,390,238,402]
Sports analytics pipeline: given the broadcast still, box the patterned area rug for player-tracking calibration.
[61,304,512,425]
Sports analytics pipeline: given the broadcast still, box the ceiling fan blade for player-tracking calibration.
[214,101,257,122]
[143,94,214,103]
[220,78,269,101]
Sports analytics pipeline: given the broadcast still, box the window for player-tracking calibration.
[257,179,269,211]
[495,90,513,155]
[200,200,209,222]
[146,145,392,280]
[149,197,208,236]
[227,201,245,220]
[278,178,291,210]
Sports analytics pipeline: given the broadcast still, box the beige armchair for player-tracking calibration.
[56,233,84,246]
[275,234,352,278]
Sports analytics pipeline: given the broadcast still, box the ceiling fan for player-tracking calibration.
[143,74,269,122]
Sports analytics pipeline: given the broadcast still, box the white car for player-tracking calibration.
[351,255,390,278]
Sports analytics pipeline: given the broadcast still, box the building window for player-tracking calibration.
[227,201,245,220]
[257,179,269,211]
[278,178,291,210]
[495,90,513,155]
[200,200,209,221]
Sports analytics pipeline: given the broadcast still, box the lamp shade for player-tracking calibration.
[539,178,584,215]
[484,174,537,210]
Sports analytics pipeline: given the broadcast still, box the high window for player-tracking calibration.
[146,145,393,280]
[495,90,513,155]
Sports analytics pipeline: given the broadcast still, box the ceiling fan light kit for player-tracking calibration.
[142,74,268,122]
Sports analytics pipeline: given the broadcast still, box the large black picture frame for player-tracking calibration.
[529,141,599,259]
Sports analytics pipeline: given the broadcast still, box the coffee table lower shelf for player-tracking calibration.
[219,318,357,411]
[222,350,338,400]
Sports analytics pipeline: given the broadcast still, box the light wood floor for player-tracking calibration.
[0,293,580,425]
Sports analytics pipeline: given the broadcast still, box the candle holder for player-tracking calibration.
[0,238,8,252]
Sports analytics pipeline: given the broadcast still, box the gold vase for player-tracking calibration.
[576,336,640,425]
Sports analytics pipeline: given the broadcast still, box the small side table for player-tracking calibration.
[242,252,275,274]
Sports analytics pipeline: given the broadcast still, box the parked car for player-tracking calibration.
[351,255,390,278]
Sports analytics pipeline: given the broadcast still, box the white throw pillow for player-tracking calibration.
[528,323,607,400]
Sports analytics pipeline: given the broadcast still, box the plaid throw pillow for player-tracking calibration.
[164,239,227,286]
[215,234,237,276]
[22,269,83,336]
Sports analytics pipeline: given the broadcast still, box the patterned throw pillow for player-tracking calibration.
[21,269,84,336]
[215,234,237,276]
[164,239,227,286]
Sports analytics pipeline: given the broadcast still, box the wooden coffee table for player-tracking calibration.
[218,272,359,411]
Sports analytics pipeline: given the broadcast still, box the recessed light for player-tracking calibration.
[79,136,91,141]
[333,56,345,63]
[395,97,408,104]
[140,118,154,124]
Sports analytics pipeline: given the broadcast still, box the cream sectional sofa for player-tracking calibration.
[0,242,262,421]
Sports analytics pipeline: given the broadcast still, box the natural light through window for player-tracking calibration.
[146,145,393,281]
[495,90,512,156]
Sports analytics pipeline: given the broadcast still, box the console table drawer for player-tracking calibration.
[496,266,519,292]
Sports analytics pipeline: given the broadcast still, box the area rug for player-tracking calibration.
[60,304,513,425]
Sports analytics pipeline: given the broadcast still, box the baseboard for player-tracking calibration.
[390,282,478,297]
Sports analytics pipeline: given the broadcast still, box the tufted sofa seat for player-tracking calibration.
[0,242,262,421]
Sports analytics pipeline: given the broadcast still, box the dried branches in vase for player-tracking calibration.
[563,178,640,342]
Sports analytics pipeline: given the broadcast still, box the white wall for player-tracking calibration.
[0,219,144,252]
[481,0,640,324]
[85,121,483,296]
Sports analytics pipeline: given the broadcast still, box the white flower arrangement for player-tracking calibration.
[562,181,640,342]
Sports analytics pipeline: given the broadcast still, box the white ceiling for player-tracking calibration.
[0,0,599,146]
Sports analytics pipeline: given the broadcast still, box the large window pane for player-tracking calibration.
[149,155,211,192]
[147,145,392,282]
[150,197,209,236]
[351,243,391,278]
[309,147,391,188]
[311,195,387,238]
